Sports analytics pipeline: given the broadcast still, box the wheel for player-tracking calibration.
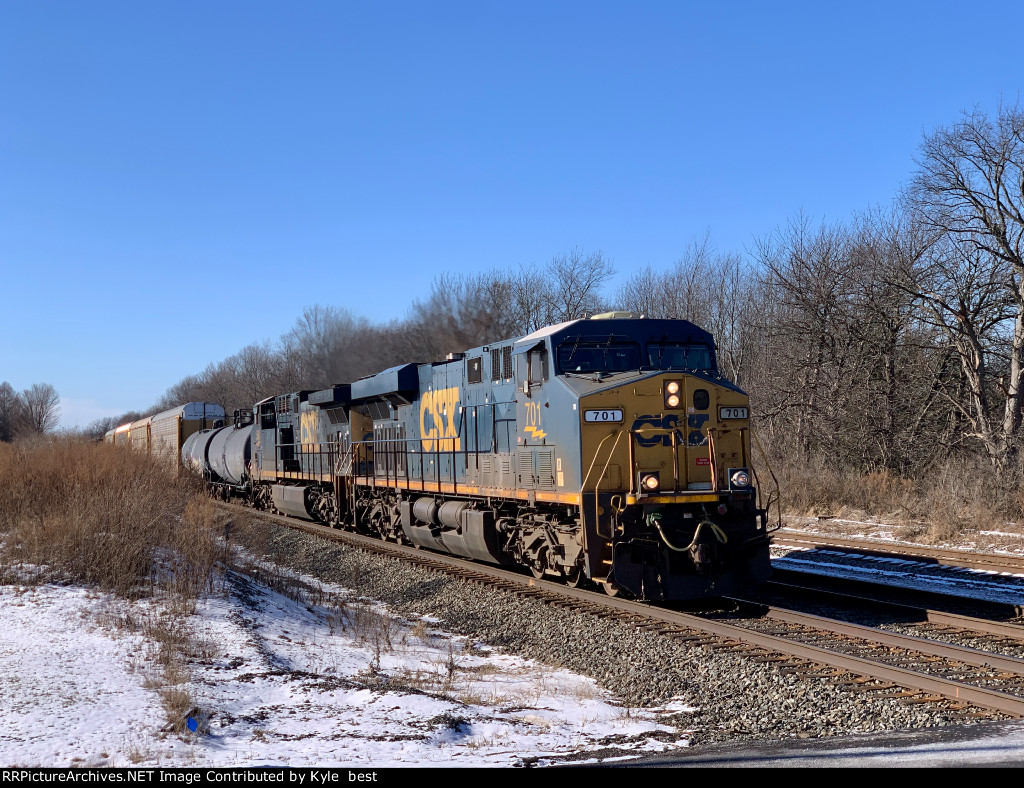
[564,563,585,588]
[529,548,547,579]
[600,577,621,597]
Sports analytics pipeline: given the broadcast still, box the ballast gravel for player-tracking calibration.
[232,520,991,751]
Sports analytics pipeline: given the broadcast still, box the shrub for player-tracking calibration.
[0,437,222,599]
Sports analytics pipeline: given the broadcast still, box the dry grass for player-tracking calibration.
[0,437,224,599]
[0,437,228,733]
[772,452,1021,542]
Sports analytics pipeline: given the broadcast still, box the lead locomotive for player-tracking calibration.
[179,313,775,600]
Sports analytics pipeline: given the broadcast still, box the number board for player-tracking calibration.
[719,406,749,420]
[584,409,623,423]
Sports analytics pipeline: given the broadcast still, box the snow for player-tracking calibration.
[772,546,1024,605]
[0,586,167,767]
[780,516,1024,558]
[0,563,692,768]
[6,523,1024,768]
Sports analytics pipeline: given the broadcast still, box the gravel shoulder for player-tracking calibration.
[234,518,986,752]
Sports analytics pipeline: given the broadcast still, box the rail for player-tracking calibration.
[218,501,1024,719]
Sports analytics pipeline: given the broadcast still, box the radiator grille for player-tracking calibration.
[535,450,554,489]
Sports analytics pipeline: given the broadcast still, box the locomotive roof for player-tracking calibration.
[514,316,715,348]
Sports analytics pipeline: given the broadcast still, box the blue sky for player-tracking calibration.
[2,1,1022,428]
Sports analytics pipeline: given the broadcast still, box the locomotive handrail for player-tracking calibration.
[581,430,626,541]
[747,427,783,532]
[706,428,718,493]
[274,441,337,481]
[350,435,476,494]
[580,431,619,492]
[626,425,693,493]
[586,424,722,540]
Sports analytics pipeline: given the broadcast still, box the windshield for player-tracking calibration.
[557,342,640,373]
[646,342,714,371]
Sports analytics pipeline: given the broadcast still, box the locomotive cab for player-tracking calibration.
[528,314,773,599]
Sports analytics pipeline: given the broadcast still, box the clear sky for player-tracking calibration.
[2,1,1022,428]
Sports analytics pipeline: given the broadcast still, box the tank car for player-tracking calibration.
[181,408,255,495]
[201,314,775,601]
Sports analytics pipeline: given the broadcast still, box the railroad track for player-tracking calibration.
[219,502,1024,720]
[772,529,1024,575]
[770,529,1024,618]
[759,579,1024,646]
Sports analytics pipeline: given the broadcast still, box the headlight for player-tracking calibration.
[665,381,682,408]
[641,473,660,492]
[730,469,750,488]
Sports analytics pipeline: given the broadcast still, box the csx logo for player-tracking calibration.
[631,414,709,447]
[299,411,318,447]
[420,387,462,452]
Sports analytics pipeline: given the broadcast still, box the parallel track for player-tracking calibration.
[220,502,1024,719]
[761,579,1024,642]
[772,529,1024,575]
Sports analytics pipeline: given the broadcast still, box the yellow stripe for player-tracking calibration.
[353,476,581,505]
[626,493,720,505]
[250,469,582,505]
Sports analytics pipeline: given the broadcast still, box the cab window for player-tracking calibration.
[529,348,548,384]
[645,342,713,372]
[557,342,640,373]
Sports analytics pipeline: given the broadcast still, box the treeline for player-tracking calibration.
[88,249,619,434]
[93,104,1024,509]
[0,382,60,441]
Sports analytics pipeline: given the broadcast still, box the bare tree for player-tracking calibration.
[19,383,61,435]
[547,248,614,322]
[616,235,756,383]
[283,305,376,388]
[507,264,556,334]
[906,102,1024,470]
[753,215,861,458]
[847,208,954,471]
[615,265,664,319]
[0,381,19,442]
[402,272,519,361]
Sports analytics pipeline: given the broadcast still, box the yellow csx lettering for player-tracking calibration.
[419,387,462,452]
[300,411,318,449]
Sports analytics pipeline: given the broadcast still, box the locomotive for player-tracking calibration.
[180,312,776,601]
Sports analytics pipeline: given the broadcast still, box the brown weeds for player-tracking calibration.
[0,437,223,599]
[771,452,1019,541]
[0,437,226,734]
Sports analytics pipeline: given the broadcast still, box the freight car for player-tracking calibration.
[105,402,225,466]
[182,313,777,600]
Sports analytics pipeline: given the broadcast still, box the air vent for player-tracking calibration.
[324,407,347,425]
